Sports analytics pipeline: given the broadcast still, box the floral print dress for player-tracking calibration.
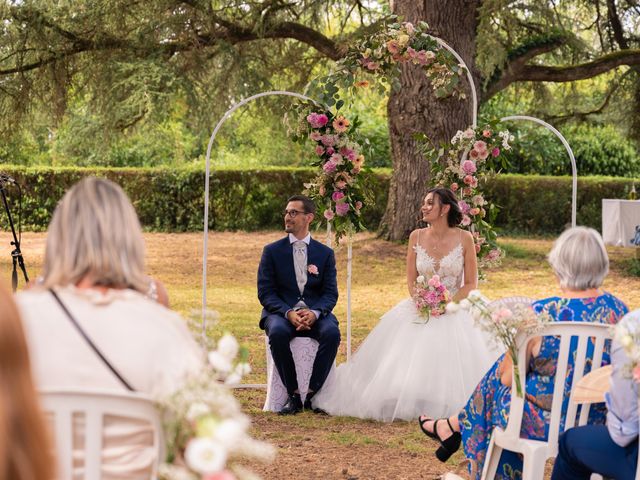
[458,292,628,479]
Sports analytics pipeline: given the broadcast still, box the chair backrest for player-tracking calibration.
[486,296,535,312]
[504,321,611,457]
[40,389,164,480]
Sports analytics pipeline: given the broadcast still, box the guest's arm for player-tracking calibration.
[605,338,639,447]
[307,249,338,317]
[499,337,542,387]
[257,247,291,317]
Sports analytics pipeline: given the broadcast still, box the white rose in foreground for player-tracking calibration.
[208,351,233,373]
[224,373,242,386]
[459,299,471,310]
[186,402,211,422]
[217,334,239,361]
[445,302,460,314]
[184,438,227,474]
[234,362,252,377]
[213,418,249,448]
[467,289,482,301]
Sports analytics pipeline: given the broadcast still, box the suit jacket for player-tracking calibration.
[257,236,338,329]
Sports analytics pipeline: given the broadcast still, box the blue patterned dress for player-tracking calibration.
[459,292,628,479]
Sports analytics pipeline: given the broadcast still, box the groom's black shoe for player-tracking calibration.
[278,393,303,415]
[303,393,328,415]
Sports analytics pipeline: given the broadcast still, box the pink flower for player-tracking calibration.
[473,140,487,151]
[450,182,459,192]
[386,40,400,54]
[335,202,350,216]
[462,128,475,139]
[324,209,335,221]
[472,194,485,206]
[355,200,363,210]
[428,275,441,288]
[366,61,379,70]
[326,147,335,156]
[469,149,479,160]
[487,249,501,260]
[331,191,345,202]
[318,184,326,196]
[340,147,357,162]
[306,113,329,129]
[406,47,417,59]
[315,145,325,156]
[309,131,322,141]
[462,160,477,175]
[307,264,319,276]
[478,148,489,160]
[329,153,344,165]
[475,243,481,254]
[491,147,500,157]
[404,22,415,35]
[462,187,473,196]
[416,50,435,65]
[332,115,350,133]
[322,161,337,174]
[463,175,474,185]
[482,130,492,138]
[633,366,640,383]
[458,200,470,214]
[321,135,337,147]
[335,180,347,190]
[470,207,480,216]
[461,215,471,226]
[203,471,236,480]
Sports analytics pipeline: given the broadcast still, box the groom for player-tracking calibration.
[257,194,340,415]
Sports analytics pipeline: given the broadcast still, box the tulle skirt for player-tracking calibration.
[313,298,503,421]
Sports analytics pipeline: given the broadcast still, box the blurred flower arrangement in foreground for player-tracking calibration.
[159,310,275,480]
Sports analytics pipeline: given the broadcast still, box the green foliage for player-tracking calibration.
[500,124,640,177]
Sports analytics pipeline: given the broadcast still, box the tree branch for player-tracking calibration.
[485,49,640,98]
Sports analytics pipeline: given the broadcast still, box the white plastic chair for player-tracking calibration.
[264,337,335,411]
[40,389,164,480]
[481,322,611,480]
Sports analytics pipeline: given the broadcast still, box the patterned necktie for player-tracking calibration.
[293,240,307,294]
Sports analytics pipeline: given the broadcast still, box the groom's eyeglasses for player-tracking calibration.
[283,209,307,218]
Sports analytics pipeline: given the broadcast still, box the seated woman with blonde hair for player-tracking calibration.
[18,177,203,478]
[419,226,628,479]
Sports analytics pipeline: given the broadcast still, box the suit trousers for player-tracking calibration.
[264,313,340,395]
[551,425,637,480]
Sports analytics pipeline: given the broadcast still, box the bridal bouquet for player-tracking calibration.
[413,274,450,323]
[159,323,275,480]
[447,291,548,397]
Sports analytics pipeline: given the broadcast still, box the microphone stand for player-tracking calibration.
[0,183,28,291]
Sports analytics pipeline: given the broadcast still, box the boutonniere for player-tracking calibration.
[307,264,319,276]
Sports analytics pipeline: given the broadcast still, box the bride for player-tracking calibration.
[313,187,501,421]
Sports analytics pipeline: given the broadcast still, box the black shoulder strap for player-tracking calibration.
[49,289,135,392]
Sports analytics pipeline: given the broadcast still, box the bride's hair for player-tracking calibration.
[427,187,462,227]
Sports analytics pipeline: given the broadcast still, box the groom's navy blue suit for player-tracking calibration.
[258,236,340,395]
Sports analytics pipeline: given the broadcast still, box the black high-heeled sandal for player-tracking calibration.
[418,416,438,440]
[433,418,461,462]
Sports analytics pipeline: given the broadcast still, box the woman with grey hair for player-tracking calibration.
[419,227,628,479]
[17,177,203,477]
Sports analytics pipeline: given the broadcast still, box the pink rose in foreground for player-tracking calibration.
[450,182,459,192]
[331,191,345,202]
[427,276,440,288]
[322,161,337,174]
[204,471,236,480]
[324,209,335,221]
[307,264,319,275]
[491,147,500,157]
[315,145,325,156]
[633,366,640,382]
[306,113,328,129]
[461,215,471,226]
[462,160,477,175]
[335,202,350,216]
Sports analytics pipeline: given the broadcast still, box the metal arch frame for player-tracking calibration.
[500,116,578,228]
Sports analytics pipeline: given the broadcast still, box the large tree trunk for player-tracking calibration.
[381,0,480,240]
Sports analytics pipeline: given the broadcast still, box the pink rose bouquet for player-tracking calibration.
[413,274,450,324]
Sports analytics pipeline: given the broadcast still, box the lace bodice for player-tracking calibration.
[415,243,464,297]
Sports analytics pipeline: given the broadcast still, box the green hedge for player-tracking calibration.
[0,166,632,235]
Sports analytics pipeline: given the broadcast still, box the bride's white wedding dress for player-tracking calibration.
[313,239,502,421]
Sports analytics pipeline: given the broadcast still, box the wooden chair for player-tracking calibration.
[40,389,164,480]
[480,322,611,480]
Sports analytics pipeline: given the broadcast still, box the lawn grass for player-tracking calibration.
[4,230,639,478]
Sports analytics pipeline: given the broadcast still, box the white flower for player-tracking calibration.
[158,463,198,480]
[446,302,460,314]
[184,438,227,474]
[620,334,634,349]
[217,334,239,361]
[234,362,252,377]
[212,418,249,448]
[459,299,471,310]
[208,351,233,373]
[416,275,425,284]
[186,402,211,422]
[224,373,242,386]
[467,289,482,301]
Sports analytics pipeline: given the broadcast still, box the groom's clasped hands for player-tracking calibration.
[287,308,317,331]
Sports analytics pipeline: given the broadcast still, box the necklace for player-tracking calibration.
[429,229,447,252]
